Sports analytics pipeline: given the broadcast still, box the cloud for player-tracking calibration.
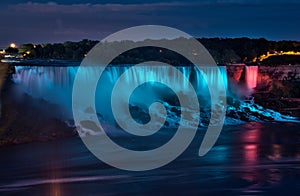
[0,0,299,47]
[9,1,193,14]
[7,0,300,15]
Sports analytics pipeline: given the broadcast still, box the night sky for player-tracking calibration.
[0,0,300,48]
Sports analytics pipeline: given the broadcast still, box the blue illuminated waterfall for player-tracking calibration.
[11,64,295,125]
[12,65,228,118]
[13,65,227,93]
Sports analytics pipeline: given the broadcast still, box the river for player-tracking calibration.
[0,122,299,195]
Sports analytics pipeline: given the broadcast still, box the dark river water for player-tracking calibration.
[0,122,299,195]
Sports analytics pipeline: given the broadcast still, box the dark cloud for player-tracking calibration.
[0,0,299,48]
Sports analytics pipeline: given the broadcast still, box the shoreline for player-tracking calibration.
[0,78,76,147]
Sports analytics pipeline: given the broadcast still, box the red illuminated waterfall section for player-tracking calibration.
[245,66,258,89]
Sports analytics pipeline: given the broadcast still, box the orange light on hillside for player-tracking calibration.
[253,50,300,62]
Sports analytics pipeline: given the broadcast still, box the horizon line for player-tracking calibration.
[1,36,300,49]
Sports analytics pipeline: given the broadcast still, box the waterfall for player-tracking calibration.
[12,65,228,118]
[245,66,258,89]
[13,66,78,113]
[13,65,228,97]
[195,66,228,94]
[104,65,193,92]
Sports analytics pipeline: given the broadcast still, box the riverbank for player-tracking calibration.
[0,79,75,146]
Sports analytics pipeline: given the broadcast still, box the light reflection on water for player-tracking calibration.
[234,123,299,195]
[239,127,268,194]
[0,122,299,195]
[49,161,63,196]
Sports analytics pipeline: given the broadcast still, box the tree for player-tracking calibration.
[18,44,34,54]
[5,47,18,54]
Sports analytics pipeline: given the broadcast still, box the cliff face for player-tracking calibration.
[257,65,300,89]
[226,64,300,116]
[226,64,245,82]
[256,66,300,117]
[226,64,300,88]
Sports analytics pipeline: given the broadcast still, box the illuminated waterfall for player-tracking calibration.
[11,64,295,124]
[245,66,258,89]
[12,65,228,112]
[195,66,228,94]
[13,66,77,106]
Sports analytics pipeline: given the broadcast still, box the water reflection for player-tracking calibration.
[240,128,262,188]
[48,150,63,196]
[268,144,282,160]
[236,123,300,194]
[50,181,62,196]
[0,123,299,195]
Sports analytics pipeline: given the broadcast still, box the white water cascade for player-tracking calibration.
[12,65,228,119]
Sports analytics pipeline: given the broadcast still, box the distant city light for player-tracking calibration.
[253,50,300,62]
[10,43,16,48]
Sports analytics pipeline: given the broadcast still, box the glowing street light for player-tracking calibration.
[10,43,16,48]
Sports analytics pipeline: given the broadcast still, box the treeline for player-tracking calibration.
[17,39,99,60]
[199,37,300,64]
[13,37,300,64]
